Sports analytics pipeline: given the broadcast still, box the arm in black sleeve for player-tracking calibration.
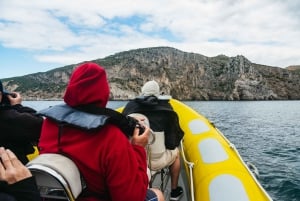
[0,105,43,141]
[11,104,38,113]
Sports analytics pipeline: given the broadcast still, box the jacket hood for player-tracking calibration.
[64,62,110,108]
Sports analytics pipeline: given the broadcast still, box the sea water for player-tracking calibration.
[24,100,300,201]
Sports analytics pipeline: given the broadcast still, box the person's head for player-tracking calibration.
[63,62,110,108]
[141,80,160,97]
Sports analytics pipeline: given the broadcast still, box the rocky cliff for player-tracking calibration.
[2,47,300,100]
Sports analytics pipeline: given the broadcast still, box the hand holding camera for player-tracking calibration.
[131,125,149,147]
[129,119,149,147]
[7,92,22,105]
[126,113,150,147]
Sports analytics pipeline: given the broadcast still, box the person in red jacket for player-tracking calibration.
[38,62,164,201]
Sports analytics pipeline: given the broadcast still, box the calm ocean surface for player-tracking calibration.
[24,100,300,201]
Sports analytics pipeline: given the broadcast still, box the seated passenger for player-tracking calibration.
[122,80,184,201]
[38,62,164,201]
[0,80,43,165]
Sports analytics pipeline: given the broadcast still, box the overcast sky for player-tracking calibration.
[1,0,300,79]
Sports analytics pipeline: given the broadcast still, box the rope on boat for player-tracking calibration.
[180,140,195,201]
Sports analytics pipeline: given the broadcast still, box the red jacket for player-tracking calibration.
[38,62,149,201]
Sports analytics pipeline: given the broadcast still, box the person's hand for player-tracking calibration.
[0,147,32,184]
[7,92,22,105]
[131,124,150,148]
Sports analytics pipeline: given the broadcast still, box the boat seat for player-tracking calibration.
[26,153,86,201]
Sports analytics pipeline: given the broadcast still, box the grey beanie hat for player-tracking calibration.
[141,80,160,97]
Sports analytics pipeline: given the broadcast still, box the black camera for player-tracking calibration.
[8,93,16,98]
[135,122,145,135]
[1,92,16,105]
[126,115,146,136]
[1,94,10,105]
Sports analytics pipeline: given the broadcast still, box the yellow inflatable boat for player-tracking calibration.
[169,98,273,201]
[27,98,273,201]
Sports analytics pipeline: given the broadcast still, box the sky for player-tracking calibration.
[1,0,300,79]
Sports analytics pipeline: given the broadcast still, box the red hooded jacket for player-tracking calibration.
[38,62,148,201]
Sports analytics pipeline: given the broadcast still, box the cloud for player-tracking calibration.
[0,0,300,72]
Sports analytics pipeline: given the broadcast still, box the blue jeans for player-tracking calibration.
[145,189,158,201]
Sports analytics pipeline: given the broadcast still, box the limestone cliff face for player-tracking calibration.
[2,47,300,100]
